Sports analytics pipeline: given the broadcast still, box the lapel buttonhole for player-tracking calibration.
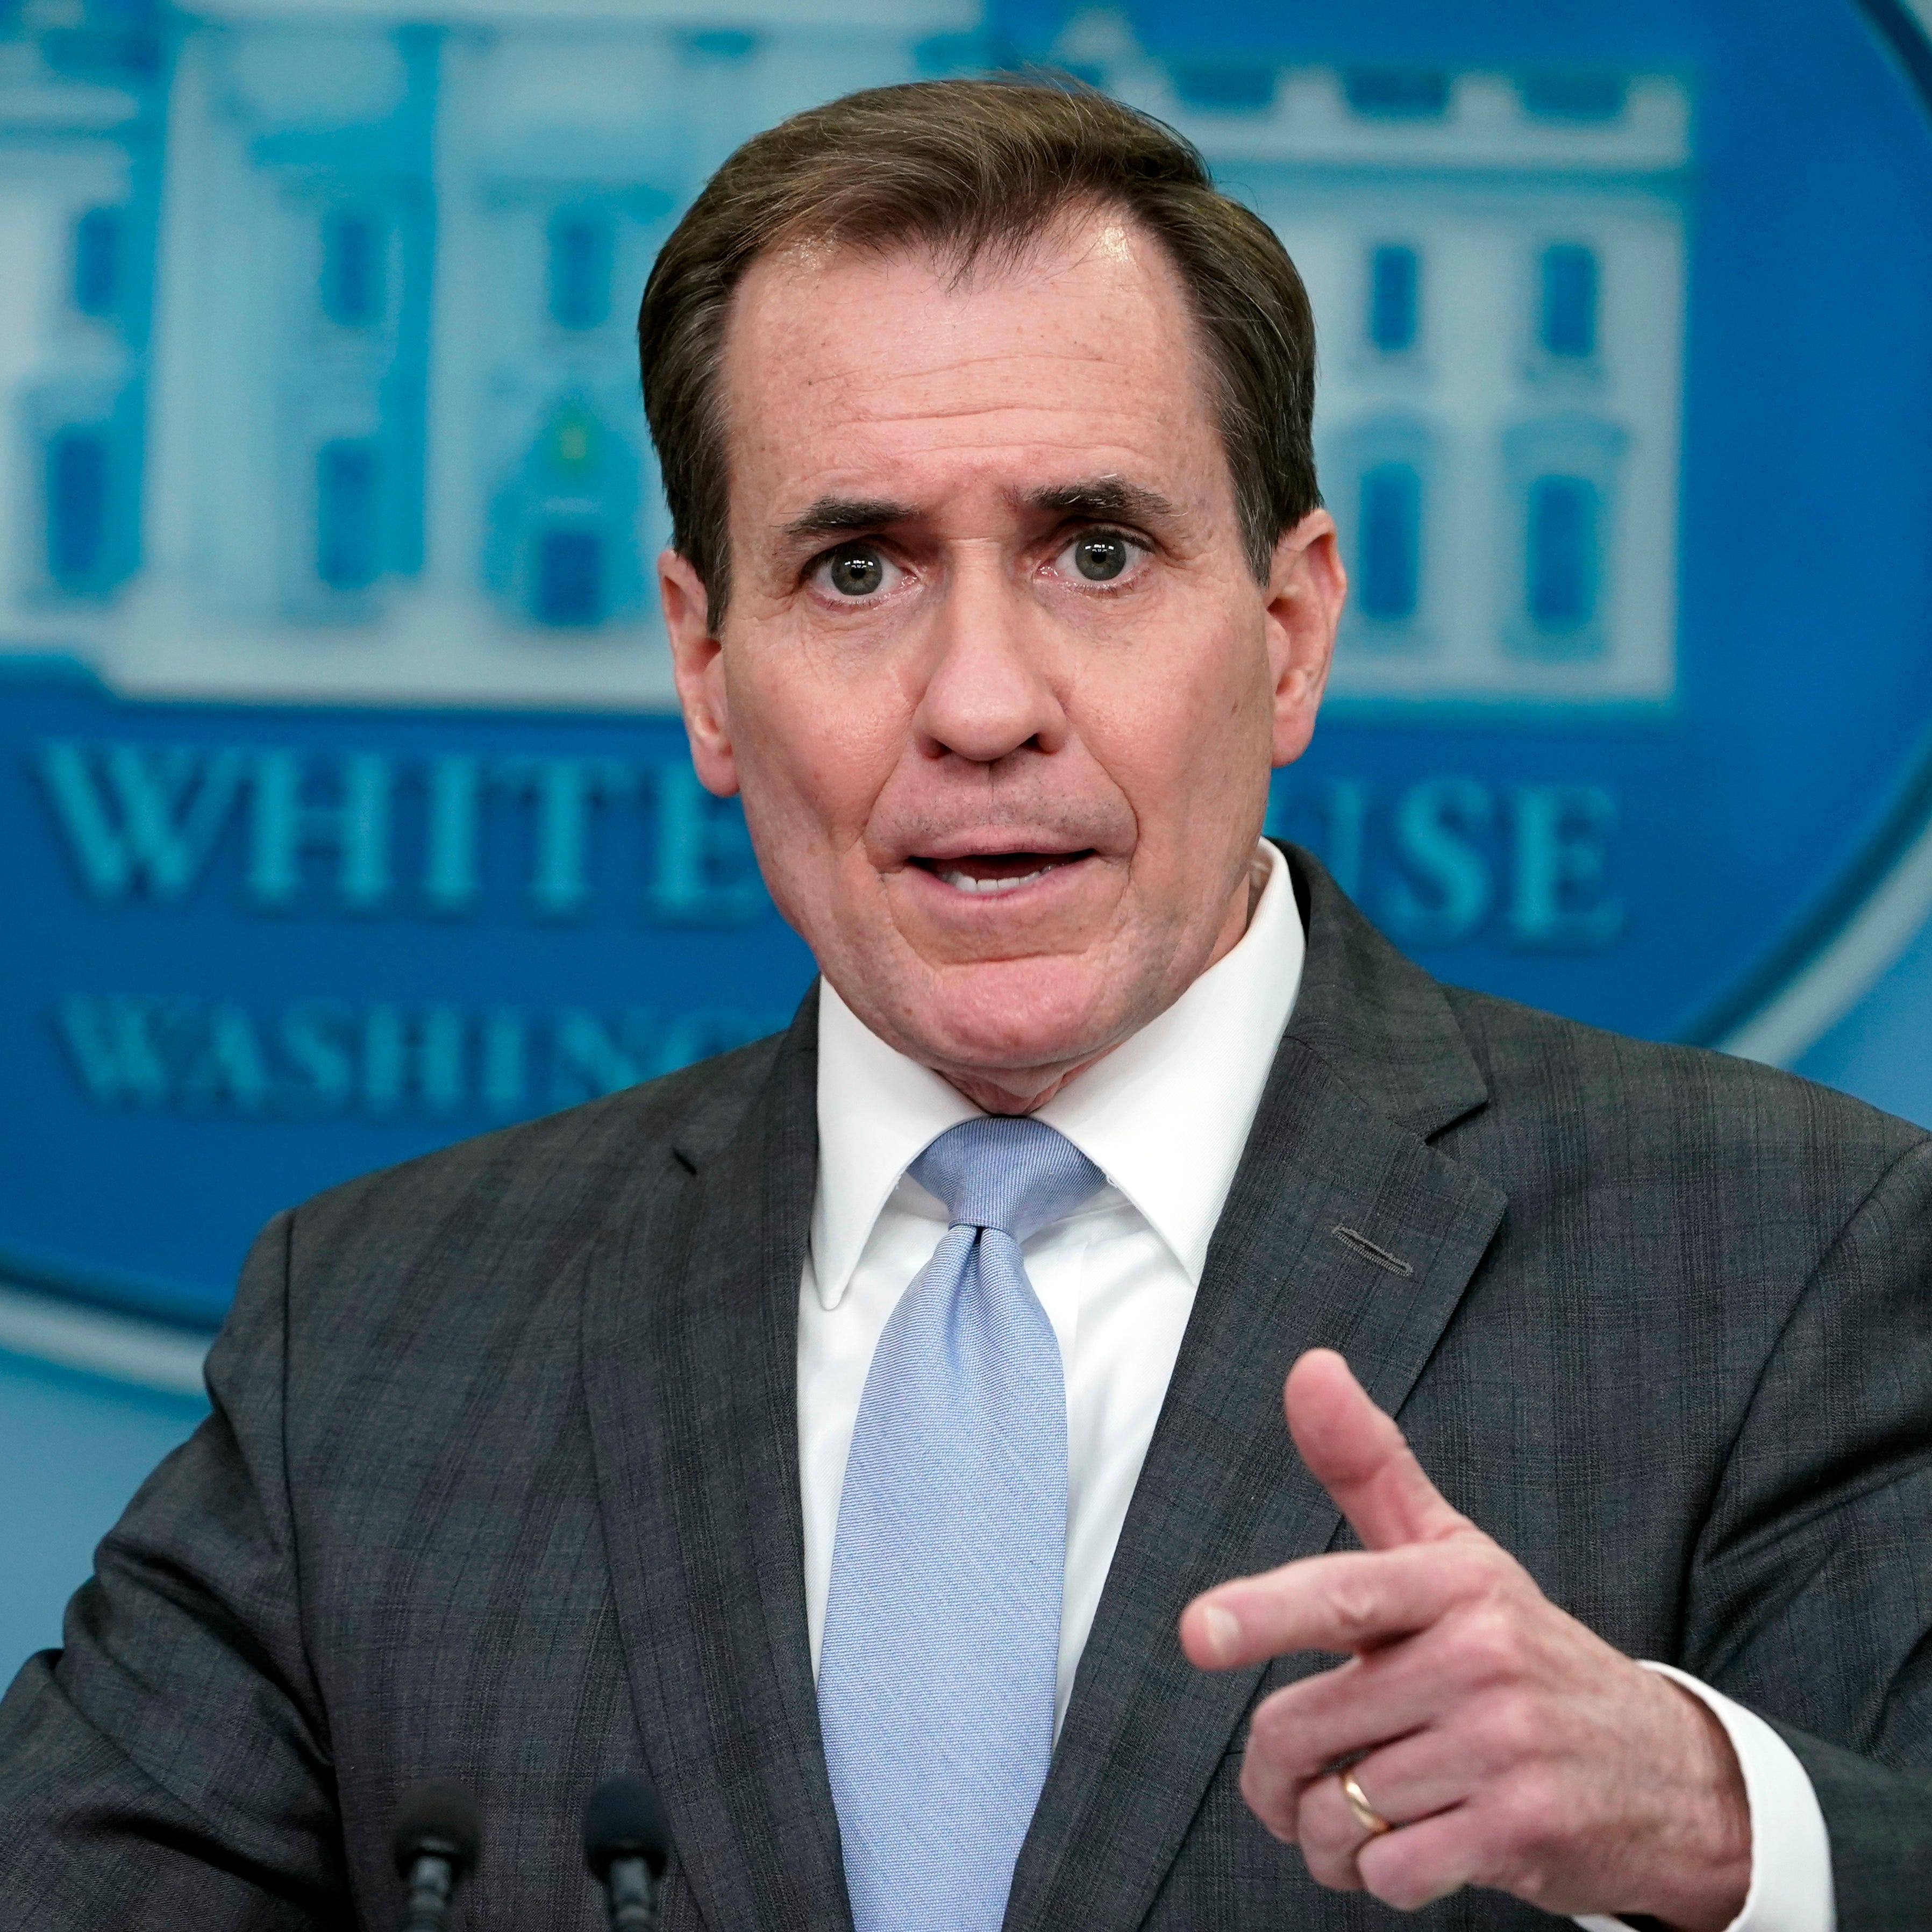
[1330,1225,1415,1278]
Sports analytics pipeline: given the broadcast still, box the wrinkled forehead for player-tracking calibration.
[715,209,1226,517]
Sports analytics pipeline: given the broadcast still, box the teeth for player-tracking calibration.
[936,867,1051,895]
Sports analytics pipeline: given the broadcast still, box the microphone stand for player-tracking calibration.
[596,1850,660,1932]
[584,1773,670,1932]
[389,1779,481,1932]
[398,1852,462,1932]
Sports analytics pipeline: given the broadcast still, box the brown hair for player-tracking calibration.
[638,78,1321,630]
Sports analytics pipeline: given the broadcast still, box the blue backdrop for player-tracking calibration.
[7,0,1932,1677]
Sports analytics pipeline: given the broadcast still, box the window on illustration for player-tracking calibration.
[1368,245,1419,354]
[46,429,110,588]
[1527,475,1598,632]
[1359,464,1422,623]
[536,529,604,626]
[548,212,614,331]
[317,441,381,590]
[321,212,384,329]
[72,208,122,318]
[1539,245,1598,359]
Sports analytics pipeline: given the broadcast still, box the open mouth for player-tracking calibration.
[911,850,1095,896]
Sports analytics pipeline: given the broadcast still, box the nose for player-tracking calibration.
[911,557,1067,767]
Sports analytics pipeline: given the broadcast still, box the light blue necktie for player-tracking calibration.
[817,1116,1106,1932]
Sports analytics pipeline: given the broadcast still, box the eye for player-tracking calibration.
[811,541,901,601]
[1055,528,1147,586]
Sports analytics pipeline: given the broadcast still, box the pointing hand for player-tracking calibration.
[1179,1350,1750,1929]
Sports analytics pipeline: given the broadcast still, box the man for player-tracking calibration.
[1,77,1929,1931]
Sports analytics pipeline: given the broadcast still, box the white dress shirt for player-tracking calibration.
[797,840,1833,1932]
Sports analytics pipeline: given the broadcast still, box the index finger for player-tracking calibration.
[1180,1542,1474,1671]
[1286,1349,1469,1552]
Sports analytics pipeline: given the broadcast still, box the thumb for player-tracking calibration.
[1286,1349,1467,1551]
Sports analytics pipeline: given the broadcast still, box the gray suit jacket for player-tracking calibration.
[3,847,1930,1930]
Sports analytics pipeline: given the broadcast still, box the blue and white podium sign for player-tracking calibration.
[5,0,1932,1369]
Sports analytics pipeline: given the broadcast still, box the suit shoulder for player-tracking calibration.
[1439,981,1928,1177]
[276,1028,786,1271]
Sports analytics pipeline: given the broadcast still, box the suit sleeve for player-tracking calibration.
[1681,1137,1932,1931]
[0,1210,349,1928]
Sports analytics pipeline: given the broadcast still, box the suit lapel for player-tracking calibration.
[584,989,853,1932]
[1007,848,1509,1932]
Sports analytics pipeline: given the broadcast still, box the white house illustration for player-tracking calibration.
[1052,11,1691,710]
[0,0,982,709]
[0,0,1688,713]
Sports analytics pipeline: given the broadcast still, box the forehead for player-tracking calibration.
[718,212,1227,517]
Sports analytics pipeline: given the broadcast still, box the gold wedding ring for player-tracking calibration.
[1339,1768,1394,1838]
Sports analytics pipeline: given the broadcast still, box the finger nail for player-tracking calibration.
[1198,1604,1241,1662]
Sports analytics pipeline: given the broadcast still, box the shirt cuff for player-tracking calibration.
[1572,1662,1834,1932]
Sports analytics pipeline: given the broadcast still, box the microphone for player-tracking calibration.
[584,1773,670,1931]
[390,1779,481,1932]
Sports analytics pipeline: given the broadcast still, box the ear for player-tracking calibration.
[660,548,739,798]
[1263,508,1346,768]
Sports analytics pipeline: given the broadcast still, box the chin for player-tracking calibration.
[892,953,1147,1078]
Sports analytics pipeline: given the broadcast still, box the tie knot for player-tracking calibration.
[908,1116,1105,1244]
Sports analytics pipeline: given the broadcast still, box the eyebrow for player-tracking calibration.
[777,476,1181,547]
[1021,477,1179,526]
[782,497,915,543]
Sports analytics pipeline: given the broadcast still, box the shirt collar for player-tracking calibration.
[810,839,1306,1307]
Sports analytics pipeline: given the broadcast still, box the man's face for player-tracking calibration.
[662,208,1344,1110]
